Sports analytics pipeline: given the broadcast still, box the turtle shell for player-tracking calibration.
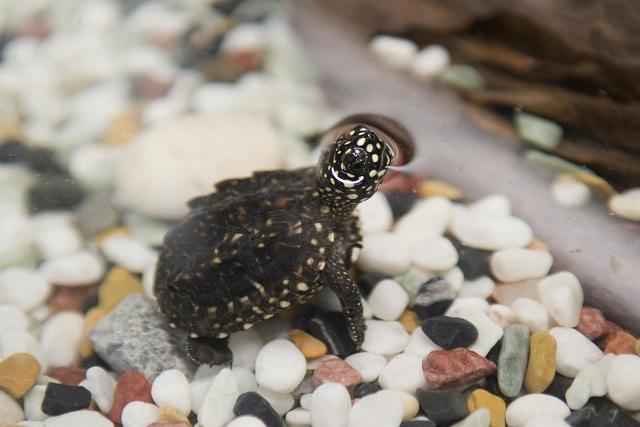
[154,167,360,338]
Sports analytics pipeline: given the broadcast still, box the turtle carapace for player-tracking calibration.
[154,118,398,365]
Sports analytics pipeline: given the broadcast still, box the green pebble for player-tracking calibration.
[436,65,485,91]
[514,112,563,150]
[395,269,429,297]
[451,408,491,427]
[524,150,595,176]
[498,324,530,398]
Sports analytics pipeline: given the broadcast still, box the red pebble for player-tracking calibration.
[576,307,608,340]
[422,348,496,389]
[601,326,637,355]
[108,371,153,423]
[312,358,363,390]
[50,285,98,312]
[47,366,86,386]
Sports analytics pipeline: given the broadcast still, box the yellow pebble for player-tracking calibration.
[565,172,616,197]
[80,307,108,358]
[419,179,464,200]
[0,353,41,398]
[158,405,192,426]
[526,238,549,252]
[104,110,140,146]
[95,226,131,244]
[289,329,327,359]
[398,309,421,333]
[524,332,557,393]
[98,267,144,312]
[467,389,506,427]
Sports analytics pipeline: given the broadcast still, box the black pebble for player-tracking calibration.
[385,191,418,220]
[233,392,283,427]
[400,420,436,427]
[591,405,640,427]
[0,140,29,162]
[307,311,357,357]
[411,277,455,320]
[452,239,491,280]
[416,389,468,426]
[28,173,86,213]
[80,353,110,370]
[0,140,65,174]
[352,382,380,399]
[544,374,573,402]
[421,316,478,349]
[566,405,598,427]
[41,383,92,416]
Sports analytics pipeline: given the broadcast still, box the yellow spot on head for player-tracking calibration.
[279,301,291,308]
[297,282,309,291]
[357,138,366,146]
[243,323,252,330]
[369,170,377,177]
[366,144,373,153]
[372,154,379,162]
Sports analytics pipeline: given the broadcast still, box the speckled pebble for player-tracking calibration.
[498,324,530,398]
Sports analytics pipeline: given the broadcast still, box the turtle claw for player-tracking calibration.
[185,336,232,366]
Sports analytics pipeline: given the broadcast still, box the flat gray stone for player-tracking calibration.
[89,294,196,380]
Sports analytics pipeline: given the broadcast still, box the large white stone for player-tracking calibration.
[227,416,267,427]
[538,272,583,327]
[566,354,614,410]
[24,384,47,421]
[0,304,28,337]
[151,369,191,416]
[378,353,426,394]
[121,401,159,427]
[512,298,549,333]
[358,233,411,276]
[490,249,553,283]
[411,45,450,79]
[361,320,409,355]
[506,394,570,427]
[606,355,640,411]
[467,194,511,217]
[198,368,239,427]
[255,339,306,393]
[311,383,351,427]
[40,311,84,367]
[79,367,117,413]
[0,332,47,369]
[99,235,157,274]
[411,237,458,271]
[348,390,404,427]
[367,279,409,321]
[114,113,283,220]
[0,389,24,425]
[394,196,453,246]
[0,268,51,312]
[549,327,603,377]
[450,211,532,250]
[357,192,393,235]
[38,250,105,286]
[31,212,83,260]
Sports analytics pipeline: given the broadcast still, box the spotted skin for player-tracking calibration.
[154,126,395,365]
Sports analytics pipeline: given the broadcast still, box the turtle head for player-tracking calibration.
[317,125,396,216]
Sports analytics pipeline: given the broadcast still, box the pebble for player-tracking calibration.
[357,192,393,235]
[400,419,436,427]
[421,316,479,349]
[47,367,86,387]
[0,352,40,398]
[0,332,47,370]
[198,368,238,427]
[312,358,362,389]
[376,389,419,421]
[524,332,557,393]
[398,310,421,333]
[233,367,258,394]
[498,324,530,398]
[490,249,552,283]
[289,329,327,359]
[549,327,603,377]
[121,401,159,427]
[378,353,426,394]
[311,383,350,427]
[24,384,47,421]
[512,298,549,333]
[31,213,83,261]
[98,267,144,312]
[492,281,540,307]
[41,383,92,416]
[227,416,268,427]
[601,327,637,355]
[487,304,517,328]
[423,347,496,389]
[592,404,640,427]
[348,390,404,427]
[80,307,107,358]
[108,371,153,424]
[307,311,357,357]
[411,45,451,79]
[255,339,306,393]
[576,307,608,340]
[538,272,583,328]
[369,35,418,69]
[0,389,24,425]
[417,389,469,425]
[361,320,410,355]
[468,195,511,217]
[514,112,563,150]
[229,328,264,370]
[385,191,419,219]
[454,241,492,280]
[358,233,411,276]
[467,389,506,427]
[0,304,28,337]
[28,174,86,214]
[419,179,463,200]
[151,369,190,416]
[234,391,283,427]
[0,268,51,311]
[43,409,114,427]
[608,188,640,221]
[543,374,573,403]
[505,394,570,427]
[99,236,157,274]
[606,354,640,411]
[524,416,570,427]
[345,352,387,383]
[78,366,116,413]
[367,279,409,321]
[459,277,496,300]
[450,211,533,250]
[40,311,84,367]
[285,408,311,426]
[404,328,441,359]
[89,295,194,379]
[452,408,491,427]
[38,251,105,286]
[411,277,455,319]
[566,353,613,410]
[450,307,504,357]
[411,237,459,271]
[446,298,490,317]
[394,196,453,246]
[257,387,294,416]
[551,177,591,207]
[352,383,381,399]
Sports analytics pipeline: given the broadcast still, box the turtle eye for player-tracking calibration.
[341,148,369,176]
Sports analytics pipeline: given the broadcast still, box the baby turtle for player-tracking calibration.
[154,115,409,365]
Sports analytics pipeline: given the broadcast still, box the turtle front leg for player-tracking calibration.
[185,336,233,366]
[325,261,366,347]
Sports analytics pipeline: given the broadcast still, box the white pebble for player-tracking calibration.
[358,233,411,276]
[312,383,351,427]
[378,353,426,394]
[79,367,117,413]
[452,407,491,427]
[394,196,453,246]
[69,143,120,190]
[404,328,441,359]
[459,276,496,299]
[300,393,313,410]
[490,249,553,283]
[524,416,570,427]
[443,267,465,293]
[0,332,47,369]
[566,354,614,409]
[221,23,266,54]
[142,259,157,300]
[551,178,590,207]
[229,328,264,370]
[0,389,24,425]
[151,369,191,416]
[378,390,419,421]
[357,192,393,235]
[506,394,570,427]
[608,188,640,221]
[232,367,258,394]
[606,354,640,411]
[451,211,533,250]
[348,390,404,427]
[345,352,387,383]
[189,377,212,415]
[361,320,409,355]
[411,237,458,271]
[446,297,490,317]
[31,213,83,260]
[44,409,113,427]
[487,304,517,327]
[538,272,583,327]
[257,387,294,416]
[286,408,312,425]
[227,416,267,427]
[451,307,503,357]
[512,298,549,332]
[411,45,450,79]
[255,339,306,393]
[24,385,47,421]
[0,304,28,337]
[468,194,511,217]
[198,368,239,427]
[369,35,418,69]
[39,250,105,286]
[100,235,157,273]
[367,279,409,321]
[121,401,159,427]
[549,327,603,377]
[0,268,51,312]
[40,311,84,367]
